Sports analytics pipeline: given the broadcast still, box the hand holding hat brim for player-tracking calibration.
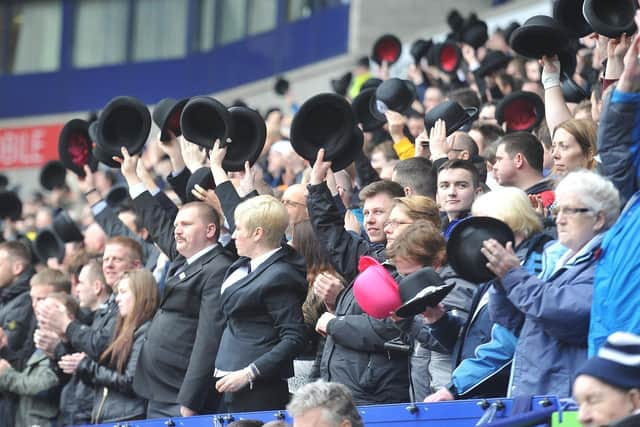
[309,148,333,186]
[395,283,455,318]
[481,239,520,279]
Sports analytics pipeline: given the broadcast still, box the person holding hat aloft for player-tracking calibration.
[589,28,640,359]
[307,149,411,405]
[574,332,640,427]
[385,220,460,400]
[482,170,621,397]
[76,165,160,272]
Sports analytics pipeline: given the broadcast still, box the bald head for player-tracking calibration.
[84,223,107,256]
[282,184,308,226]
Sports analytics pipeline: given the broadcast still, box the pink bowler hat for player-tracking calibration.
[353,256,402,319]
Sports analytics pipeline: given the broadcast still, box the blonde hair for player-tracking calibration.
[30,268,71,293]
[234,195,288,248]
[472,187,542,238]
[393,196,442,229]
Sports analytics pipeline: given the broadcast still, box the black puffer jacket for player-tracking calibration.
[307,182,409,405]
[0,268,35,369]
[76,322,149,423]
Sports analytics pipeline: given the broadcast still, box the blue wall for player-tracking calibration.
[0,4,349,119]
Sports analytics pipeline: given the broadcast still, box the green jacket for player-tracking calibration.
[0,350,60,427]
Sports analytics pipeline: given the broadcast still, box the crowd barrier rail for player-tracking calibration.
[82,396,582,427]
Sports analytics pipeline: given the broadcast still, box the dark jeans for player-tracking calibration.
[220,378,290,413]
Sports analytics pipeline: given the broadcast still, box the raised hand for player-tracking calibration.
[428,119,449,160]
[157,130,186,172]
[113,147,141,186]
[540,55,561,89]
[385,110,407,142]
[77,165,96,194]
[618,34,640,93]
[309,149,332,186]
[414,129,431,159]
[238,161,256,197]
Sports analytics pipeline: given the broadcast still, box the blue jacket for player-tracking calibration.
[446,233,555,398]
[590,89,640,356]
[490,235,601,397]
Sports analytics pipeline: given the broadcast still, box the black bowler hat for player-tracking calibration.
[40,161,67,191]
[496,91,545,133]
[424,100,478,136]
[186,167,215,202]
[396,267,456,318]
[58,119,98,178]
[290,93,356,164]
[371,34,402,65]
[562,77,589,103]
[410,39,433,64]
[331,72,353,97]
[371,78,417,121]
[181,96,233,149]
[353,88,386,132]
[428,41,462,74]
[105,185,131,208]
[52,210,83,243]
[224,106,266,172]
[554,0,593,38]
[274,76,290,96]
[0,191,22,221]
[476,50,512,78]
[92,142,121,168]
[34,228,65,263]
[97,96,151,157]
[330,127,364,172]
[153,98,189,142]
[509,15,570,59]
[503,22,521,43]
[460,14,489,49]
[447,216,515,284]
[583,0,637,38]
[361,78,383,92]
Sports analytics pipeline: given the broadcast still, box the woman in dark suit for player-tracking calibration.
[214,195,308,412]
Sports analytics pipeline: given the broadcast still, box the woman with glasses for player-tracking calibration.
[383,196,441,248]
[482,170,621,397]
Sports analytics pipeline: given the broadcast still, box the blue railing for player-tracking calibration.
[80,396,577,427]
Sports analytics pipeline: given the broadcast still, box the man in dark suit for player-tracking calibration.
[213,195,307,412]
[118,147,234,418]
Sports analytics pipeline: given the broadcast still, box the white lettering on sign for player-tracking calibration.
[0,128,47,167]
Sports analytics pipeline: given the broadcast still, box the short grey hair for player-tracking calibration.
[287,380,363,427]
[555,170,621,229]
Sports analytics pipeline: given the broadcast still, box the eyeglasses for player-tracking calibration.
[383,220,413,229]
[282,199,306,208]
[551,206,593,217]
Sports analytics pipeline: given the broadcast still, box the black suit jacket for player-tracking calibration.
[130,191,234,412]
[215,245,308,379]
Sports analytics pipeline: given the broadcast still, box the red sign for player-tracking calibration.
[0,124,63,169]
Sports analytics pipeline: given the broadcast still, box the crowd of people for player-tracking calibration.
[1,2,640,427]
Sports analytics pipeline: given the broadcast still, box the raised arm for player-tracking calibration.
[598,33,640,203]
